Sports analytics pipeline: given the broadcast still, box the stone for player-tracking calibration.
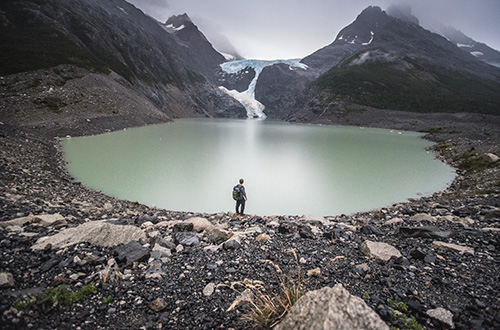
[31,220,146,250]
[399,226,452,239]
[206,228,234,244]
[0,213,67,228]
[185,217,214,232]
[40,258,61,272]
[355,263,370,275]
[0,272,15,289]
[35,214,65,227]
[361,225,384,236]
[483,153,499,163]
[223,239,240,250]
[275,284,389,330]
[173,232,199,246]
[149,297,167,312]
[114,241,150,265]
[173,222,194,232]
[432,241,474,255]
[152,243,172,258]
[361,240,402,261]
[384,218,403,226]
[278,222,298,234]
[256,233,271,242]
[410,213,436,222]
[426,307,455,329]
[307,268,321,277]
[203,245,220,253]
[298,225,315,239]
[203,282,216,296]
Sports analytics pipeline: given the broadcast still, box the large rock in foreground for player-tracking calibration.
[32,221,146,250]
[275,284,389,330]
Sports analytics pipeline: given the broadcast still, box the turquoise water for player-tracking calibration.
[61,119,455,216]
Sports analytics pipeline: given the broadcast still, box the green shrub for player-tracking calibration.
[14,283,96,309]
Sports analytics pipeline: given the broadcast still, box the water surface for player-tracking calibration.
[62,119,455,216]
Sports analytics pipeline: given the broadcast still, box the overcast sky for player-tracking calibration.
[127,0,500,60]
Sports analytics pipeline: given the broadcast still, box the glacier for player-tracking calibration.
[219,59,307,118]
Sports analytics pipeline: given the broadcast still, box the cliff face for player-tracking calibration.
[0,0,245,135]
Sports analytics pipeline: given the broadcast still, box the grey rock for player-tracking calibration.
[426,307,455,329]
[114,240,150,265]
[41,258,61,272]
[223,239,240,250]
[275,284,389,330]
[203,282,216,296]
[361,240,402,261]
[173,232,199,246]
[0,272,15,289]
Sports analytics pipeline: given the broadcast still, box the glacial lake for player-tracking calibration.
[61,118,455,216]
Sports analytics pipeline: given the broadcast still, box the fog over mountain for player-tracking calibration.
[127,0,500,60]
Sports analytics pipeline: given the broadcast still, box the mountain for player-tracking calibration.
[248,6,500,120]
[0,0,245,134]
[430,24,500,68]
[304,7,500,115]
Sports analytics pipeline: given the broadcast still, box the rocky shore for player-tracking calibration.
[1,113,500,329]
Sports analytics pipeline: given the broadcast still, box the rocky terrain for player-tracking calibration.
[1,110,499,329]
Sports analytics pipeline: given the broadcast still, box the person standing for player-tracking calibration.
[234,178,247,215]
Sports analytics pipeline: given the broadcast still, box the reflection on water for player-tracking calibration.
[61,119,455,216]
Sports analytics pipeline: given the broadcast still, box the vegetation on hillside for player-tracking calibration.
[314,58,500,115]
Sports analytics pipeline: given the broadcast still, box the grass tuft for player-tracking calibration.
[230,249,305,329]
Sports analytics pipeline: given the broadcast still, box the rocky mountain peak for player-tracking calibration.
[165,13,194,29]
[334,6,393,45]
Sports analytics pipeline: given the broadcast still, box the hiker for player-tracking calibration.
[233,178,247,215]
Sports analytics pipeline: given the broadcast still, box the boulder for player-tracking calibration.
[275,284,389,330]
[32,220,146,250]
[185,217,214,232]
[361,240,402,261]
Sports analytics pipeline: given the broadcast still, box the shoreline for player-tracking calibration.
[1,111,500,329]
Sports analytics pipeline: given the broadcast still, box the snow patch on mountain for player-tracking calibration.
[219,59,307,118]
[362,31,374,45]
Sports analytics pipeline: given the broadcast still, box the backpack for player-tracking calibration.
[232,185,241,200]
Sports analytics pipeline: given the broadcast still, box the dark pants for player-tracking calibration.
[236,199,245,215]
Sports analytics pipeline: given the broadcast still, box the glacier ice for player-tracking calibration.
[219,59,307,118]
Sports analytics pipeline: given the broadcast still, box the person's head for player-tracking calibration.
[239,178,244,184]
